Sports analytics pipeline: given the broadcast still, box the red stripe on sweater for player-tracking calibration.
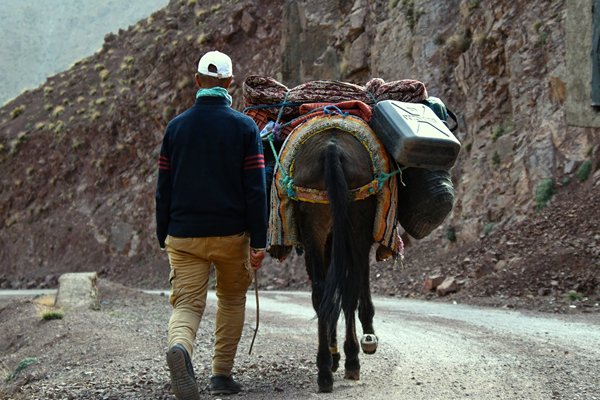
[243,161,265,170]
[244,154,264,161]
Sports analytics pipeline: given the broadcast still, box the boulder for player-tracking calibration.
[54,272,99,310]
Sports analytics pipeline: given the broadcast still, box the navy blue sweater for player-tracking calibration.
[155,96,267,249]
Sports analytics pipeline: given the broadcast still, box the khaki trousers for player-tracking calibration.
[165,233,252,376]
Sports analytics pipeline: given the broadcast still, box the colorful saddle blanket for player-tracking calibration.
[267,114,403,258]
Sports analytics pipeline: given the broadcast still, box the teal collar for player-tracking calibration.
[195,87,232,106]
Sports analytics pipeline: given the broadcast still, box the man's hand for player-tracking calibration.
[250,248,266,270]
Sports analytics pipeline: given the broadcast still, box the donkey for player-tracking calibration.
[290,129,379,392]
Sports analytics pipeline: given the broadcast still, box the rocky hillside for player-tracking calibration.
[0,0,598,310]
[0,0,168,106]
[0,0,282,288]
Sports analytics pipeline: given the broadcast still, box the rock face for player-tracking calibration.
[0,0,598,298]
[279,0,599,247]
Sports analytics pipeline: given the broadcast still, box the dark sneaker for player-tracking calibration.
[166,344,200,400]
[209,375,242,395]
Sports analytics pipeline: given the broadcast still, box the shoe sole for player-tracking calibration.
[166,347,200,400]
[210,389,240,395]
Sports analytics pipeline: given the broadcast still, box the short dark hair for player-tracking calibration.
[197,73,231,88]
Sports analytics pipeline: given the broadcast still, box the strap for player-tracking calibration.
[447,109,459,132]
[292,179,380,204]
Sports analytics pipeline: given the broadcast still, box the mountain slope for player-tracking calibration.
[0,0,282,288]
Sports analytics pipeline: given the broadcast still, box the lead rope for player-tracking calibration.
[248,270,259,355]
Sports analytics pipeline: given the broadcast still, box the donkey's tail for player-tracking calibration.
[318,141,361,328]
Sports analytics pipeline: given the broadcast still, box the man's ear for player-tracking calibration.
[222,76,233,89]
[194,73,203,88]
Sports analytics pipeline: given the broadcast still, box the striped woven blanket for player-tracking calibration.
[268,114,403,259]
[243,76,428,119]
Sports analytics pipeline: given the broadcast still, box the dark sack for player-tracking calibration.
[397,168,455,239]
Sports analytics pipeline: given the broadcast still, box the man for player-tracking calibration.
[155,50,267,399]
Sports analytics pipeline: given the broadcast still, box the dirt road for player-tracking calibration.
[1,283,599,399]
[249,291,600,400]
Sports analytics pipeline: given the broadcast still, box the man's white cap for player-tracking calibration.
[197,50,233,78]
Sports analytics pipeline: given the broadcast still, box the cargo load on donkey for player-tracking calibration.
[370,99,460,239]
[242,75,460,243]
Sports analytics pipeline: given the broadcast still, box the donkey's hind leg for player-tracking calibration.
[310,271,334,392]
[358,267,378,354]
[343,309,360,380]
[305,242,335,393]
[329,325,340,372]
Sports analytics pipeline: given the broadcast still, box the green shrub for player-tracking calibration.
[42,311,64,320]
[71,138,82,150]
[5,357,37,382]
[447,32,471,53]
[491,124,507,141]
[89,110,102,121]
[195,8,207,18]
[446,226,457,242]
[99,69,110,81]
[537,31,548,46]
[473,33,492,47]
[535,178,555,210]
[197,33,208,45]
[52,105,65,118]
[567,290,583,301]
[53,120,64,134]
[9,131,28,155]
[10,105,25,119]
[575,160,592,182]
[483,223,494,236]
[467,0,479,10]
[491,151,500,167]
[399,0,424,31]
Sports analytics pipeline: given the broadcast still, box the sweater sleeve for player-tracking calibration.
[155,130,172,248]
[242,124,268,248]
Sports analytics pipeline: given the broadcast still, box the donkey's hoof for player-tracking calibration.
[318,377,333,393]
[331,352,341,372]
[344,369,360,381]
[361,334,378,354]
